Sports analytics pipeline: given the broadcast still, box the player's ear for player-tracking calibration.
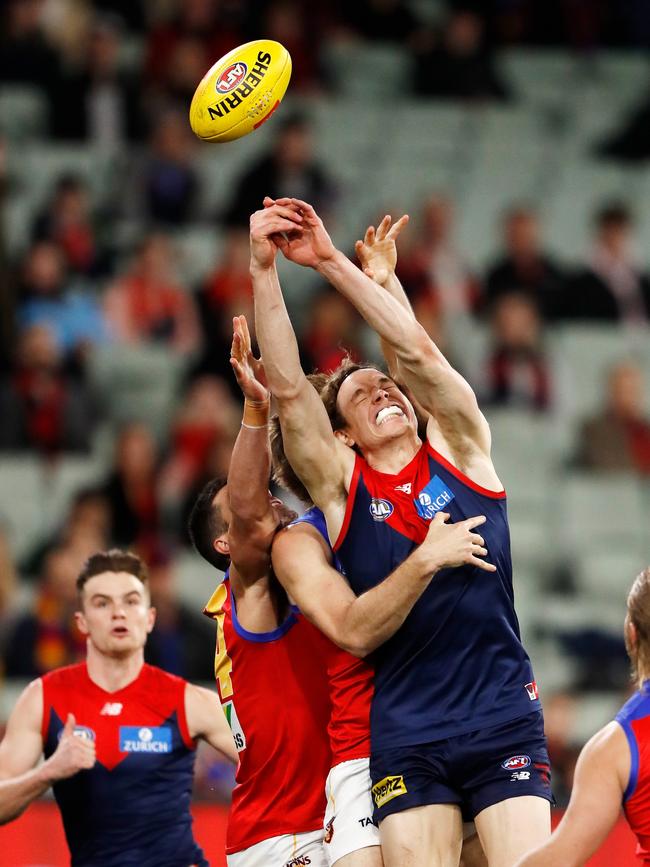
[214,536,230,558]
[146,606,156,634]
[75,609,89,636]
[334,429,355,449]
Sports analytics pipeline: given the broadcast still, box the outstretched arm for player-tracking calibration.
[0,681,95,824]
[278,198,490,456]
[272,511,494,657]
[226,315,277,581]
[515,722,628,867]
[249,201,353,513]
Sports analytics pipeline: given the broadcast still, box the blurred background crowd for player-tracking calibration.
[1,0,650,808]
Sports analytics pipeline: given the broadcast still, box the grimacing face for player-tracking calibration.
[76,571,155,658]
[335,369,418,451]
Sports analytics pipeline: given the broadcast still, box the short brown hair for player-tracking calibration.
[187,477,229,571]
[319,358,379,431]
[77,549,149,601]
[626,567,650,685]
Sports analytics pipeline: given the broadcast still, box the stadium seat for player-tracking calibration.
[172,226,222,288]
[321,42,413,100]
[574,550,648,605]
[0,456,48,560]
[0,85,49,141]
[176,549,222,609]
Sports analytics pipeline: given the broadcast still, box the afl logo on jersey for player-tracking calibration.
[59,725,96,742]
[369,498,394,522]
[501,755,531,771]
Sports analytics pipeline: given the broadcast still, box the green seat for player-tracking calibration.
[0,85,48,141]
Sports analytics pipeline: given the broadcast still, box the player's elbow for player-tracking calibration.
[400,323,444,367]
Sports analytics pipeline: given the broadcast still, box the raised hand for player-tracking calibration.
[417,513,496,574]
[44,713,96,782]
[265,197,337,269]
[355,213,409,286]
[230,314,269,403]
[249,201,303,269]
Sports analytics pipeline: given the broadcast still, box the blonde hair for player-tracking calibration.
[626,568,650,686]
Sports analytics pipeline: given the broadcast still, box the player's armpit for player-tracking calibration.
[514,722,627,867]
[184,684,238,764]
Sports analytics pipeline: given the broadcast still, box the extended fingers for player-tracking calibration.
[472,557,497,573]
[364,225,375,247]
[376,214,392,241]
[386,213,410,240]
[463,515,487,530]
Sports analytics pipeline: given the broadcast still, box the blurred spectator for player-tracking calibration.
[4,545,86,678]
[413,10,509,101]
[337,0,419,43]
[145,550,217,681]
[32,175,106,277]
[141,110,199,225]
[543,691,580,807]
[0,525,17,620]
[261,0,324,90]
[223,114,334,227]
[104,234,200,353]
[302,289,364,373]
[484,206,566,321]
[18,240,109,360]
[0,324,98,454]
[0,138,13,374]
[567,203,650,323]
[0,0,62,95]
[51,13,142,144]
[480,292,553,412]
[397,194,479,319]
[145,0,243,94]
[102,423,161,551]
[195,229,254,386]
[160,376,238,515]
[576,361,650,476]
[151,34,210,110]
[180,438,233,543]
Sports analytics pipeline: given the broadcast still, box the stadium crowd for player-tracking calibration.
[1,0,650,809]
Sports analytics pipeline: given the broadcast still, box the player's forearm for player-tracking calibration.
[341,547,439,657]
[384,272,415,318]
[0,765,52,824]
[228,406,271,520]
[318,251,428,362]
[251,262,305,399]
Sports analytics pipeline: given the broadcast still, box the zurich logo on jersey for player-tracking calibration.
[119,725,172,754]
[414,475,455,520]
[369,498,394,521]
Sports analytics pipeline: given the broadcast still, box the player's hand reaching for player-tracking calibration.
[417,513,496,574]
[355,214,409,287]
[264,196,337,269]
[249,201,303,269]
[43,714,96,782]
[230,314,268,403]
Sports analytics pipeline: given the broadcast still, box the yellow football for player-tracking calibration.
[189,39,292,143]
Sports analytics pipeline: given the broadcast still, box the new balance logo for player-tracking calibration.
[394,483,412,494]
[100,702,123,716]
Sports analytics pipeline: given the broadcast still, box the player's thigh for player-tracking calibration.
[474,795,551,867]
[380,803,463,867]
[333,845,384,867]
[227,828,327,867]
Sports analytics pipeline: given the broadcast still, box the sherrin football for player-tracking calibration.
[189,39,292,143]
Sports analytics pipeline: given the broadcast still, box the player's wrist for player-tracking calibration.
[315,247,343,275]
[37,758,58,786]
[242,398,270,429]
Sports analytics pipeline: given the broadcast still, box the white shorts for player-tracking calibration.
[324,757,381,866]
[227,828,327,867]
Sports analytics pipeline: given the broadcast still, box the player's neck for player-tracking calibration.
[86,646,145,693]
[363,432,421,476]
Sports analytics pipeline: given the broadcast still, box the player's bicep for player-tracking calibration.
[0,680,44,779]
[272,527,356,643]
[227,512,276,581]
[543,724,625,866]
[277,379,351,501]
[184,684,237,764]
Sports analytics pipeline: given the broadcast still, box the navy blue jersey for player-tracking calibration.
[42,663,207,867]
[333,441,540,751]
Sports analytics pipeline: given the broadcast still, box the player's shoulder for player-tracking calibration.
[142,663,188,693]
[41,662,87,689]
[579,720,630,787]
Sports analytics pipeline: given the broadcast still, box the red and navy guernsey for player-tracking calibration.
[41,662,207,867]
[333,441,541,752]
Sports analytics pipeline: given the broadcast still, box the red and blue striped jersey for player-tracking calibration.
[41,662,206,867]
[333,440,541,751]
[617,684,650,860]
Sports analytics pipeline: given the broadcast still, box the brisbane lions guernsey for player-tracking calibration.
[291,507,373,766]
[203,575,331,854]
[41,662,206,867]
[333,441,540,752]
[617,683,650,860]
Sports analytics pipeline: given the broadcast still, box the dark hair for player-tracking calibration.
[187,477,229,571]
[595,201,632,229]
[77,549,149,600]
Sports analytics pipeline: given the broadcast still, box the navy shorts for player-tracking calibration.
[370,711,552,824]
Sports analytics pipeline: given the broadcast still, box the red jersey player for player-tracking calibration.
[516,566,650,867]
[0,549,236,867]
